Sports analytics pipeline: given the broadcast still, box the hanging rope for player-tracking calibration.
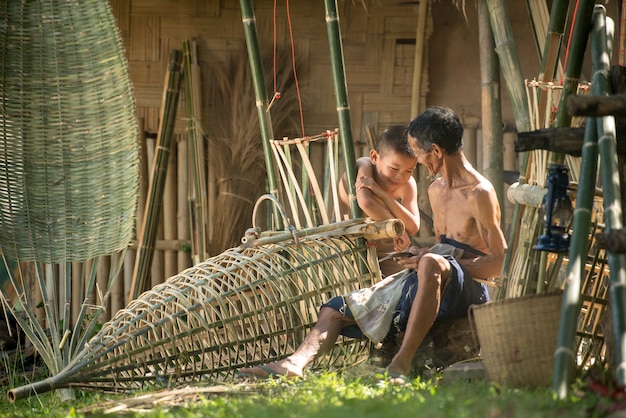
[271,0,305,136]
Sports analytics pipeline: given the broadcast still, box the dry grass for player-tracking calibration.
[207,44,304,255]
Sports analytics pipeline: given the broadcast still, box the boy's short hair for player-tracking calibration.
[375,124,416,158]
[407,106,464,154]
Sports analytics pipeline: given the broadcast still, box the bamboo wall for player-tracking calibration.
[101,0,555,318]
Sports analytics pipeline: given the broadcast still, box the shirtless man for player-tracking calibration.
[238,106,507,382]
[338,125,420,275]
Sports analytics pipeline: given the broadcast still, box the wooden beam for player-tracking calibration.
[566,93,626,116]
[515,125,626,156]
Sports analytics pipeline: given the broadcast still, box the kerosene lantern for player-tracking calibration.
[534,164,573,253]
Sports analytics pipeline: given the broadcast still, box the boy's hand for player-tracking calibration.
[356,175,384,197]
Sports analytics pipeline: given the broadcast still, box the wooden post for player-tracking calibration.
[411,0,433,238]
[177,136,191,272]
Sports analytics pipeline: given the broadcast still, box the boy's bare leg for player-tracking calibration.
[238,306,354,378]
[386,255,451,378]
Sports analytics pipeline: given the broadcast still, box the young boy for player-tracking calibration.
[338,125,420,275]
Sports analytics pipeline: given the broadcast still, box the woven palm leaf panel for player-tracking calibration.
[0,0,139,263]
[9,234,377,397]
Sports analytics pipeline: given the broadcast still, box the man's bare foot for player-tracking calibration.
[385,363,411,385]
[237,360,303,380]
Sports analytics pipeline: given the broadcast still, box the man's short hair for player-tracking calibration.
[375,124,416,158]
[407,106,464,154]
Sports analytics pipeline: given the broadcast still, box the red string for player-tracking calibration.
[286,0,305,136]
[272,1,305,137]
[562,0,581,85]
[273,0,277,93]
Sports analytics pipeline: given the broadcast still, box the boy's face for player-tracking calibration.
[370,149,417,191]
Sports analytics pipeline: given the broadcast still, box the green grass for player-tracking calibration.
[0,370,610,417]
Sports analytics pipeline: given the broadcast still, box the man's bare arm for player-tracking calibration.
[457,187,507,279]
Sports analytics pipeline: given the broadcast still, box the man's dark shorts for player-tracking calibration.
[321,255,489,339]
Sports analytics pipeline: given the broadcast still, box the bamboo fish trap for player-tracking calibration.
[8,219,402,401]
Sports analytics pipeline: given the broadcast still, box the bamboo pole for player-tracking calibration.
[324,0,360,221]
[183,39,208,263]
[110,259,124,316]
[412,0,432,238]
[593,15,626,389]
[553,0,596,164]
[130,49,183,300]
[125,118,148,305]
[71,261,81,327]
[553,5,620,397]
[485,0,531,133]
[177,137,191,272]
[410,0,428,119]
[478,0,504,228]
[485,0,530,296]
[553,110,599,398]
[536,0,569,128]
[96,256,109,321]
[239,0,281,230]
[163,137,177,280]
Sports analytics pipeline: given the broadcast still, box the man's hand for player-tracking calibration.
[393,233,411,252]
[395,246,429,269]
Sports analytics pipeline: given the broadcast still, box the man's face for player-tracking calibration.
[370,150,417,192]
[409,135,439,176]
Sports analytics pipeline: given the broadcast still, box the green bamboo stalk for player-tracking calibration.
[552,118,598,397]
[485,0,531,134]
[478,0,504,227]
[553,5,614,398]
[182,40,208,263]
[592,9,626,386]
[239,0,282,230]
[553,0,596,163]
[530,0,568,130]
[324,0,360,220]
[130,49,183,300]
[554,1,596,128]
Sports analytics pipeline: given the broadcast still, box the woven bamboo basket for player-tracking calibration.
[0,0,139,263]
[7,219,403,401]
[470,291,563,388]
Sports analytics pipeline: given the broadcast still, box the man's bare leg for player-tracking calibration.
[238,306,355,378]
[386,255,451,378]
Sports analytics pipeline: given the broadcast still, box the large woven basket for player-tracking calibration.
[470,291,563,388]
[0,0,139,263]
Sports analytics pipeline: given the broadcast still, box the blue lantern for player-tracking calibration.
[534,165,573,253]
